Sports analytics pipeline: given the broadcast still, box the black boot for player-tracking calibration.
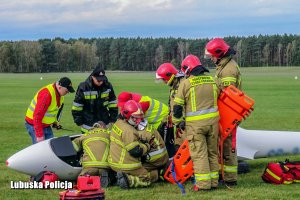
[100,170,109,188]
[238,161,250,174]
[225,181,237,186]
[117,172,130,189]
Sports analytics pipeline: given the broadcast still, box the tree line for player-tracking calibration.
[0,34,300,73]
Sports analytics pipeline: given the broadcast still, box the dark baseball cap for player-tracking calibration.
[58,77,75,93]
[91,67,107,81]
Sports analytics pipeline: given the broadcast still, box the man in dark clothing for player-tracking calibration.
[72,67,118,133]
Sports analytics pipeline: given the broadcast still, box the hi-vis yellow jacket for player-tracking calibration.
[108,119,149,170]
[139,96,169,129]
[173,75,219,126]
[215,56,242,91]
[72,128,110,168]
[26,84,64,125]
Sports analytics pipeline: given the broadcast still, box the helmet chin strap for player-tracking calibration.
[167,74,175,86]
[183,67,190,76]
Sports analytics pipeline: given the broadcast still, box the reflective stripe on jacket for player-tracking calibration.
[108,120,148,170]
[26,84,64,125]
[173,75,219,125]
[72,77,118,128]
[215,56,242,91]
[139,96,168,129]
[72,128,110,168]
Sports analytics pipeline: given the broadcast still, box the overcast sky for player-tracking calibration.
[1,0,299,40]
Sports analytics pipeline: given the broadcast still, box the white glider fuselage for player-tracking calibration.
[6,136,81,180]
[237,127,300,160]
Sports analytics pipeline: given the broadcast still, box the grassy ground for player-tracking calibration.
[1,67,300,199]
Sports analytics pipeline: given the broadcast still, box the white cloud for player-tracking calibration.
[1,0,298,25]
[0,0,299,39]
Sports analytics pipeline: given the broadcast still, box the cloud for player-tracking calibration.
[0,0,299,40]
[1,0,298,25]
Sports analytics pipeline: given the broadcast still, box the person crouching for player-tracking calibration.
[108,100,154,189]
[72,121,112,187]
[137,120,169,181]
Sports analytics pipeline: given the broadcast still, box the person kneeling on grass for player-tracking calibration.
[108,100,156,189]
[137,120,169,180]
[72,121,115,187]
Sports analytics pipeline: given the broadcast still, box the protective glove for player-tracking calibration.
[52,123,62,130]
[141,153,150,163]
[178,121,185,131]
[140,139,151,152]
[36,136,44,143]
[140,138,147,143]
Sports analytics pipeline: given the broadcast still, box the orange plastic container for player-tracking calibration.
[164,140,194,184]
[218,85,255,139]
[77,176,100,191]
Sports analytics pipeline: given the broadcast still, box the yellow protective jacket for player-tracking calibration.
[138,124,168,163]
[26,84,64,125]
[72,128,110,168]
[139,96,169,129]
[108,119,149,170]
[173,75,219,126]
[215,56,242,91]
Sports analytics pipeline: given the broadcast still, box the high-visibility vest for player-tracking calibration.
[26,84,64,125]
[139,96,168,129]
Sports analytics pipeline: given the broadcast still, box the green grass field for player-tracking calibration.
[1,67,300,200]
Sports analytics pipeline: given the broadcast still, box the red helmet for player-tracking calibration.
[205,38,230,59]
[131,93,142,102]
[117,92,133,107]
[156,63,179,85]
[122,100,144,126]
[181,54,202,75]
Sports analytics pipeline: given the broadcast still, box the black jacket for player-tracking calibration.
[72,76,118,128]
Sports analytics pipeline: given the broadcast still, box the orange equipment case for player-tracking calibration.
[218,85,254,139]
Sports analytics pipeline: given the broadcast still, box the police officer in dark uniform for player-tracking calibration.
[72,67,118,133]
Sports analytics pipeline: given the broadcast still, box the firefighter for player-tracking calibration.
[117,92,168,130]
[108,100,158,189]
[25,77,75,144]
[173,54,220,191]
[156,63,186,147]
[72,121,112,187]
[117,92,175,157]
[72,67,118,133]
[205,38,242,186]
[137,120,169,171]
